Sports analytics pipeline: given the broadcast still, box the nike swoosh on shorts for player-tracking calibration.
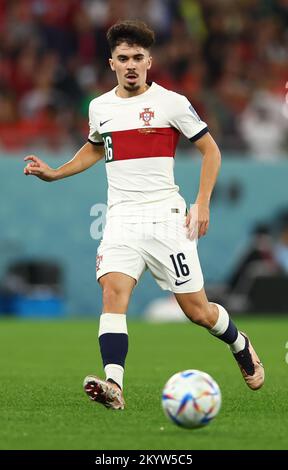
[175,279,191,286]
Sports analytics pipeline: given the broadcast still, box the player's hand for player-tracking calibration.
[184,203,210,240]
[23,155,57,182]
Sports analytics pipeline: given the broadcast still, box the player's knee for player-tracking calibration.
[186,303,214,328]
[102,283,130,311]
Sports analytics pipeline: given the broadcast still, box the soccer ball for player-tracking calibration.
[162,369,221,429]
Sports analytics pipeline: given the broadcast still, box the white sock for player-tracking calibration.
[209,304,246,353]
[104,364,124,390]
[99,313,128,390]
[98,313,128,336]
[209,304,229,336]
[229,332,246,354]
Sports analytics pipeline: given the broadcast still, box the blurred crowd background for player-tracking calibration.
[0,0,288,318]
[0,0,287,157]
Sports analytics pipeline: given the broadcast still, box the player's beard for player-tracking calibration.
[124,83,140,92]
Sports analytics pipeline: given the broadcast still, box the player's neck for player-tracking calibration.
[116,83,150,98]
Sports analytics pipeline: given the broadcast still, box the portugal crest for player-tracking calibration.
[96,255,103,272]
[140,107,154,126]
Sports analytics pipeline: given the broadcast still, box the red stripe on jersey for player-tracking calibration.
[111,127,180,161]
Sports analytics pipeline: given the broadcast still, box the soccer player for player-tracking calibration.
[24,20,264,410]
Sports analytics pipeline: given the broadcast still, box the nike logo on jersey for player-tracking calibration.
[100,119,113,127]
[175,279,191,286]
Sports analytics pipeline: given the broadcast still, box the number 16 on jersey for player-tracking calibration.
[103,134,114,162]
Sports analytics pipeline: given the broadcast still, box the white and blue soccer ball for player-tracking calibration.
[162,369,221,429]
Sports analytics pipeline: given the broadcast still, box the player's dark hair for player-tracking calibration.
[107,20,155,52]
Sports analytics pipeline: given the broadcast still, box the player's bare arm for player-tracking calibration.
[24,142,104,182]
[185,133,221,239]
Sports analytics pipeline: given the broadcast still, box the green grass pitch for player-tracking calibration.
[0,316,287,450]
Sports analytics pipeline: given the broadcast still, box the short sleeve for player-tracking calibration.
[88,102,104,146]
[168,94,208,142]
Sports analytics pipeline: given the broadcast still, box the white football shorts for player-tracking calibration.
[96,213,204,293]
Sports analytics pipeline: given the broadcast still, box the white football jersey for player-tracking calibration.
[88,82,208,221]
